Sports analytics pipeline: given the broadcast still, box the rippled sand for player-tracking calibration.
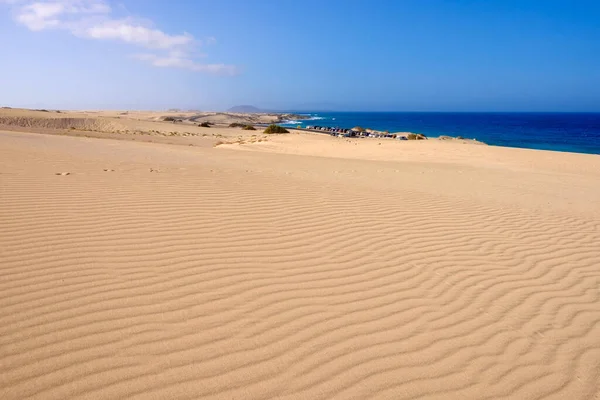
[1,128,599,400]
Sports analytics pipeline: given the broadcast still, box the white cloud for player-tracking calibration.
[133,52,238,75]
[84,20,193,49]
[13,0,110,31]
[2,0,237,74]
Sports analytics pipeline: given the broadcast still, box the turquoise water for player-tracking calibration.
[281,112,600,155]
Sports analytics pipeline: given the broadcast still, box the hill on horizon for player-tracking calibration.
[227,105,263,113]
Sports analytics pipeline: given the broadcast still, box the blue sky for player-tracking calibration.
[1,0,599,111]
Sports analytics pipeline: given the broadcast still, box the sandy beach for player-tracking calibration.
[1,110,599,399]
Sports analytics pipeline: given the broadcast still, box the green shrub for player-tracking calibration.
[242,125,256,130]
[163,116,176,122]
[264,124,289,134]
[199,122,211,127]
[229,122,245,128]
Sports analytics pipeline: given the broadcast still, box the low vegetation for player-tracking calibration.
[199,122,211,128]
[264,124,289,134]
[162,116,176,122]
[229,122,256,130]
[407,133,427,140]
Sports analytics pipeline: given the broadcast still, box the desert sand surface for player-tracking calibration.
[1,111,600,399]
[0,107,303,133]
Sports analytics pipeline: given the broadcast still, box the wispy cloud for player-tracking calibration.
[1,0,237,75]
[132,52,238,75]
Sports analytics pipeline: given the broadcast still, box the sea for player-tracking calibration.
[280,112,600,155]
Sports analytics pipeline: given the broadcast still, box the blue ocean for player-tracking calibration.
[282,112,600,155]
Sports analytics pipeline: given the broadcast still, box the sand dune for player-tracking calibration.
[0,107,301,134]
[1,129,599,400]
[0,115,129,132]
[0,107,292,149]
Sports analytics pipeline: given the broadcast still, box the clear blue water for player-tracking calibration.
[281,112,600,155]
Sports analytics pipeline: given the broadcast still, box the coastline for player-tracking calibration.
[2,107,598,155]
[280,111,600,155]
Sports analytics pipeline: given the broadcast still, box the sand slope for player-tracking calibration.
[1,130,599,399]
[0,107,302,132]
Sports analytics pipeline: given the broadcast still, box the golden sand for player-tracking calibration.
[1,109,599,399]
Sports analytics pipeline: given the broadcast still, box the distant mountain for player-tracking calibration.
[227,105,263,113]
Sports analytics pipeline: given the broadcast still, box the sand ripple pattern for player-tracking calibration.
[0,116,128,132]
[1,139,599,399]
